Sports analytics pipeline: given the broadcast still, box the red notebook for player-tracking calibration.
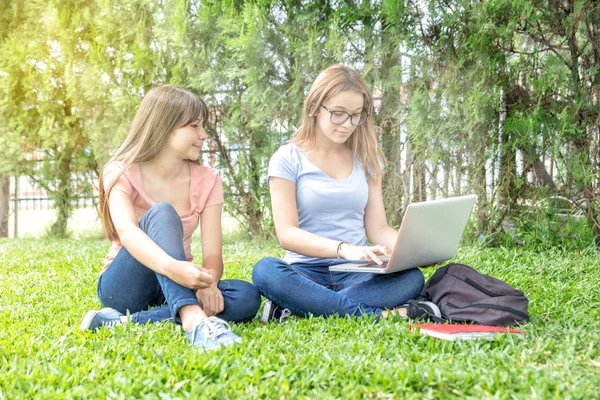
[409,323,524,341]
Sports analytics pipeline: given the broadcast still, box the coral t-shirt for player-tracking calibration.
[101,161,224,272]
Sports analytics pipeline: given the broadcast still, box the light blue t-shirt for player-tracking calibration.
[268,143,369,265]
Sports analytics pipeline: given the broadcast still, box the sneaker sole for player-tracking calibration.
[260,302,277,323]
[201,337,243,352]
[80,310,100,331]
[223,337,244,346]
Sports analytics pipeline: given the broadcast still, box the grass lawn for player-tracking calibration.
[1,234,599,399]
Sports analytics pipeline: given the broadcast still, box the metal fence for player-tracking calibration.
[9,158,98,210]
[9,176,97,211]
[6,160,98,237]
[5,147,237,237]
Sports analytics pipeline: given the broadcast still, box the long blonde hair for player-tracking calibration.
[99,85,209,241]
[292,64,385,181]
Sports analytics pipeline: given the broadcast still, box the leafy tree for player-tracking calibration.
[385,0,600,246]
[1,0,171,237]
[88,0,176,165]
[163,0,368,235]
[0,0,27,237]
[0,0,104,237]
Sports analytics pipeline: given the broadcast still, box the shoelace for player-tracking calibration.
[199,316,231,340]
[101,319,121,328]
[279,308,292,323]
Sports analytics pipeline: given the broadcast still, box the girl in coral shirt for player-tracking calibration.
[80,85,260,350]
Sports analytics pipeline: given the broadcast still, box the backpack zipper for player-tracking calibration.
[447,301,529,319]
[464,277,505,297]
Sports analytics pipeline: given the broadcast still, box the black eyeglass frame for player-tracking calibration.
[321,105,368,126]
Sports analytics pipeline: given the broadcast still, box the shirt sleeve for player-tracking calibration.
[268,145,299,185]
[103,162,133,196]
[204,173,224,208]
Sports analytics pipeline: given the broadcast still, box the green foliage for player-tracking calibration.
[163,0,382,235]
[514,212,595,252]
[2,0,600,246]
[495,192,596,251]
[1,236,599,398]
[0,0,110,236]
[388,0,600,245]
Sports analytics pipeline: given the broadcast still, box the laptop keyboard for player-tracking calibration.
[357,260,389,268]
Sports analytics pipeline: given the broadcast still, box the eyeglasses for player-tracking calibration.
[321,105,368,126]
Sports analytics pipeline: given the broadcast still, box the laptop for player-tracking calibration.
[328,194,477,274]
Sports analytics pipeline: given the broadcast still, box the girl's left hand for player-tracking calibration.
[196,283,224,317]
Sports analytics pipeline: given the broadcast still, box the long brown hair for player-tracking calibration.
[292,64,385,180]
[99,85,209,241]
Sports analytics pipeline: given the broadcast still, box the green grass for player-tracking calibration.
[1,234,599,399]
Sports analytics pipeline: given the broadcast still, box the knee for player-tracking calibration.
[230,280,261,322]
[143,202,183,233]
[252,257,283,291]
[149,202,177,216]
[406,268,425,295]
[148,202,180,223]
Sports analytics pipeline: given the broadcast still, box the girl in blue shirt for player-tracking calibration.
[253,65,424,321]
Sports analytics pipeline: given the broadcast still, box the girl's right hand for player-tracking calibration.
[167,260,214,289]
[338,243,391,265]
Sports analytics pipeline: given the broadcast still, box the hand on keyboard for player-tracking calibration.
[337,243,391,265]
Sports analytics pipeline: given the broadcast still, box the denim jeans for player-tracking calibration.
[98,202,261,325]
[252,257,424,319]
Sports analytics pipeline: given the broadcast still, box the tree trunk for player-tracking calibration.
[531,157,556,193]
[471,123,489,234]
[247,128,264,237]
[51,147,73,237]
[443,157,450,196]
[0,175,9,238]
[379,33,404,226]
[411,156,423,202]
[404,139,413,208]
[498,87,517,207]
[453,151,462,196]
[475,163,489,233]
[430,164,438,200]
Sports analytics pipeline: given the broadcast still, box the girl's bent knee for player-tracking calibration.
[406,267,425,294]
[142,202,183,235]
[234,281,261,322]
[148,202,179,219]
[244,290,261,321]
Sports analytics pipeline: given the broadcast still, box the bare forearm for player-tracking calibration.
[278,227,344,258]
[367,225,398,250]
[119,225,175,276]
[202,255,223,282]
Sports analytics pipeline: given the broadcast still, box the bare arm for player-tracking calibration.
[108,189,213,289]
[363,177,398,250]
[271,177,341,258]
[199,203,223,281]
[196,203,224,316]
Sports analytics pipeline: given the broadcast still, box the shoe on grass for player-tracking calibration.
[260,299,293,323]
[186,316,242,351]
[80,307,123,332]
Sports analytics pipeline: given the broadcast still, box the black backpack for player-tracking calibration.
[409,263,529,326]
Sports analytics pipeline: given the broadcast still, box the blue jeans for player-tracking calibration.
[97,202,261,325]
[252,257,424,319]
